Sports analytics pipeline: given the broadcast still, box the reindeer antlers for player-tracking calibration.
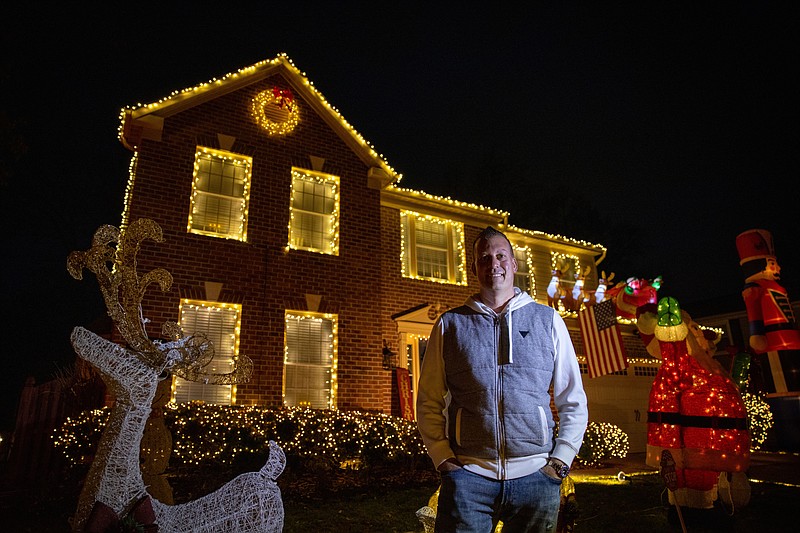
[68,218,252,385]
[600,270,615,283]
[68,219,171,367]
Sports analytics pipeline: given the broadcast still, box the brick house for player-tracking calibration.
[116,54,659,450]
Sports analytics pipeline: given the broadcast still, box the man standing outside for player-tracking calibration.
[417,226,588,532]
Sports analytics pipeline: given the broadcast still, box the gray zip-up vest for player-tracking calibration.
[440,301,555,460]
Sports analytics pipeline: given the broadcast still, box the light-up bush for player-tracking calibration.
[576,421,630,468]
[54,403,427,471]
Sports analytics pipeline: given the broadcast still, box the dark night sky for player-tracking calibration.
[2,3,798,427]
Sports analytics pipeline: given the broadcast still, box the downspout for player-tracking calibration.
[595,246,607,266]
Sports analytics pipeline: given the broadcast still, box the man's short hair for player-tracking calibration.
[473,226,513,254]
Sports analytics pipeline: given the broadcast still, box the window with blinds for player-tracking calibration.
[187,147,252,241]
[288,168,340,255]
[400,211,466,285]
[283,312,338,409]
[173,301,241,405]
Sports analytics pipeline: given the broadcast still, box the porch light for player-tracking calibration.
[382,340,397,371]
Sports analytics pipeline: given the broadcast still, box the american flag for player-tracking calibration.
[578,299,628,378]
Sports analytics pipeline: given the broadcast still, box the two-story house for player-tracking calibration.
[115,53,660,451]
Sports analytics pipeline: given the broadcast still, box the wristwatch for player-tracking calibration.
[546,458,570,479]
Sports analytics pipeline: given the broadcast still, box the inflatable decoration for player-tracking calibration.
[591,271,614,306]
[68,219,285,533]
[605,275,661,319]
[736,228,800,353]
[547,258,570,310]
[638,297,750,510]
[571,265,592,311]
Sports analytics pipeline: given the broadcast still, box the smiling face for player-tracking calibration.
[763,257,781,281]
[472,234,518,300]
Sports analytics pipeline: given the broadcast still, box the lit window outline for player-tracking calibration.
[287,168,340,255]
[187,147,252,241]
[513,245,536,299]
[283,311,339,409]
[173,299,243,405]
[551,251,581,294]
[400,211,466,285]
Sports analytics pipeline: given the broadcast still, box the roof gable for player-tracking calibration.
[118,53,400,185]
[117,53,607,258]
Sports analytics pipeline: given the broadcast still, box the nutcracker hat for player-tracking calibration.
[736,229,775,265]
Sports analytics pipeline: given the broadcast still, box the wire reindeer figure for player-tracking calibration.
[67,218,284,532]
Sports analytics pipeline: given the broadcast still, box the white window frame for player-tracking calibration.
[287,168,340,255]
[187,147,252,241]
[400,211,466,285]
[283,311,338,409]
[513,246,535,298]
[172,300,242,405]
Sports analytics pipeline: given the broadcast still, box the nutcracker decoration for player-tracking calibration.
[736,229,800,449]
[736,229,800,354]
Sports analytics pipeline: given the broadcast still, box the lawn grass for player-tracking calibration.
[5,470,797,531]
[282,473,799,532]
[573,473,799,532]
[283,483,438,533]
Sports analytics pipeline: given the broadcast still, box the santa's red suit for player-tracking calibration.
[638,298,750,509]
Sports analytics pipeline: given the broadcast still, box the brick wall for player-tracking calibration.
[119,69,595,418]
[378,210,481,353]
[124,73,391,412]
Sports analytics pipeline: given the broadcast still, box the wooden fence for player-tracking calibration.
[3,372,105,492]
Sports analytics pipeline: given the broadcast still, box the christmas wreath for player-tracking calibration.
[251,86,300,136]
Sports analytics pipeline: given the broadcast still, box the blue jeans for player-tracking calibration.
[435,467,561,533]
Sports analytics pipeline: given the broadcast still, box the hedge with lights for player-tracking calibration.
[54,399,772,489]
[54,403,428,474]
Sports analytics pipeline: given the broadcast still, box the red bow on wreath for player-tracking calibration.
[85,495,158,532]
[272,86,294,111]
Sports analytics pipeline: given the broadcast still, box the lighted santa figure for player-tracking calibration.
[638,297,751,510]
[736,228,800,354]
